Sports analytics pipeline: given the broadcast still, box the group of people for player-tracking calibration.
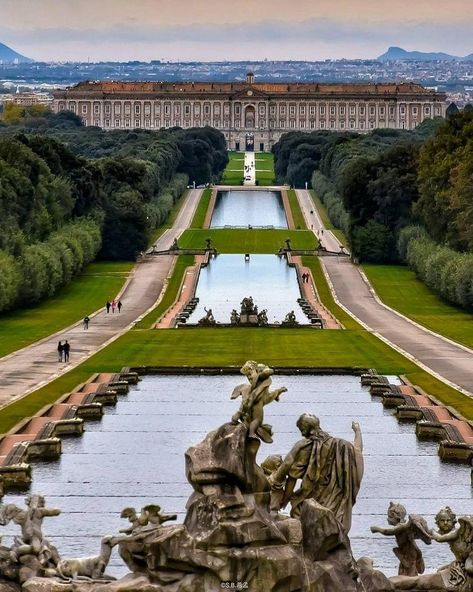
[56,340,70,363]
[301,272,310,283]
[106,299,122,314]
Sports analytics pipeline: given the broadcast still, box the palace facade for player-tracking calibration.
[53,73,446,151]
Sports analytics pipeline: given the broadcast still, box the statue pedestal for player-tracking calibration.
[240,314,258,325]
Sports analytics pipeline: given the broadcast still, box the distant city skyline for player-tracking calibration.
[2,0,473,62]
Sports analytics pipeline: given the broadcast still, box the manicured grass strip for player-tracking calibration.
[179,229,317,253]
[190,188,212,228]
[0,262,133,359]
[134,256,195,329]
[310,190,347,246]
[255,153,275,186]
[287,189,307,230]
[303,256,473,419]
[363,264,473,350]
[222,152,244,185]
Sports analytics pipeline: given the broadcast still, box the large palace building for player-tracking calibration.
[53,73,446,151]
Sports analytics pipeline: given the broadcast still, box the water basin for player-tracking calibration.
[2,374,471,577]
[211,190,287,228]
[187,254,306,324]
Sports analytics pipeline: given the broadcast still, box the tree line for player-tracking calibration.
[272,112,473,310]
[0,114,228,312]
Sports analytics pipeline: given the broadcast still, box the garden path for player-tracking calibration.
[0,189,203,411]
[296,189,473,397]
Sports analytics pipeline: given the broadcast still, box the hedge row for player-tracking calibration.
[0,218,101,312]
[399,225,473,310]
[311,171,350,237]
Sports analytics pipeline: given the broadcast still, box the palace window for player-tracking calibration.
[280,120,285,128]
[330,121,335,128]
[359,106,365,116]
[114,103,121,114]
[289,105,295,116]
[174,120,181,126]
[124,104,131,114]
[184,104,190,115]
[360,121,365,129]
[215,104,221,115]
[145,119,150,127]
[81,104,88,114]
[175,104,180,114]
[413,107,418,115]
[369,106,375,116]
[135,119,140,127]
[105,119,110,127]
[309,105,315,116]
[194,104,201,115]
[349,120,355,128]
[349,105,355,115]
[300,120,306,128]
[389,106,395,117]
[280,105,286,115]
[235,104,241,115]
[299,105,306,115]
[204,104,210,115]
[235,120,240,128]
[114,119,120,127]
[165,120,170,127]
[259,104,265,115]
[134,104,140,114]
[339,106,345,116]
[125,118,130,127]
[320,120,325,129]
[94,119,99,126]
[155,119,160,127]
[330,106,335,116]
[164,104,171,115]
[379,107,385,116]
[340,121,345,128]
[214,120,220,127]
[270,119,275,128]
[369,121,375,128]
[94,104,100,114]
[270,105,276,115]
[144,103,151,115]
[68,102,76,112]
[154,102,161,114]
[310,120,316,128]
[105,104,111,114]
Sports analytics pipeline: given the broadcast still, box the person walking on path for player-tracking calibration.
[111,299,117,313]
[83,316,90,330]
[117,300,122,313]
[63,341,70,363]
[57,341,63,362]
[106,301,111,314]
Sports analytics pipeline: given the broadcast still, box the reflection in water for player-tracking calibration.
[2,375,471,577]
[211,190,287,228]
[187,254,306,324]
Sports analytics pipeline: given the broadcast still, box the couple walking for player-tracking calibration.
[301,272,310,284]
[106,299,122,314]
[57,340,70,362]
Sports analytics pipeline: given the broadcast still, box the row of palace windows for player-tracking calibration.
[94,117,413,131]
[64,101,440,119]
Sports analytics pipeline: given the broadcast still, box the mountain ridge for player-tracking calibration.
[378,46,473,61]
[0,42,33,63]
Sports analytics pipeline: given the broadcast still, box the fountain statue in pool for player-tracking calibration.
[1,362,472,591]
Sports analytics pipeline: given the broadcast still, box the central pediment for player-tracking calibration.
[231,85,270,100]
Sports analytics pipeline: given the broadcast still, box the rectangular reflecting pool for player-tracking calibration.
[211,190,287,228]
[2,374,471,577]
[187,254,306,324]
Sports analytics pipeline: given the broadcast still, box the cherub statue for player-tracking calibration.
[230,360,287,443]
[370,502,431,576]
[198,307,216,325]
[390,508,473,590]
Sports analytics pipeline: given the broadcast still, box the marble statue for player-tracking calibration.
[282,310,299,326]
[268,414,364,532]
[257,308,269,326]
[56,535,115,581]
[198,307,216,325]
[230,360,287,443]
[230,309,240,325]
[0,494,61,584]
[370,502,431,576]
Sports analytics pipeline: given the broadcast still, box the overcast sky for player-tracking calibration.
[2,0,473,61]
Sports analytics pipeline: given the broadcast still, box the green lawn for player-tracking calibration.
[255,153,275,186]
[221,152,244,185]
[363,264,473,350]
[179,228,317,253]
[190,188,212,228]
[0,262,133,359]
[287,190,307,230]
